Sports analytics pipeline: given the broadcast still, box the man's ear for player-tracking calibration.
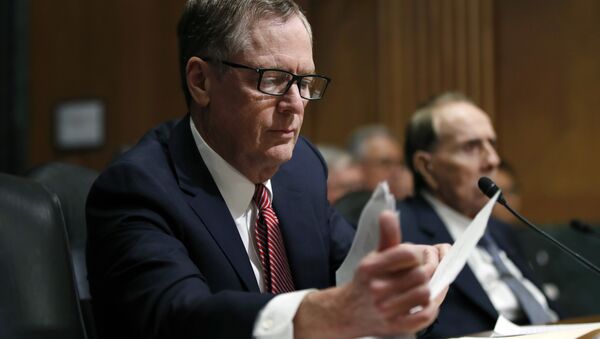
[186,56,211,107]
[413,150,438,191]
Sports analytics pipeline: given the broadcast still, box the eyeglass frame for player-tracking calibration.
[202,57,331,100]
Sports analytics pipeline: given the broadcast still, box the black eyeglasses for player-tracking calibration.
[204,58,330,100]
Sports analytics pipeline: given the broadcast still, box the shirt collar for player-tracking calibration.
[189,118,273,219]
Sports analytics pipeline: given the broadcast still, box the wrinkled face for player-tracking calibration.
[197,16,313,182]
[428,102,501,218]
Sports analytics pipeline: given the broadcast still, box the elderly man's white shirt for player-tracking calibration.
[422,191,556,322]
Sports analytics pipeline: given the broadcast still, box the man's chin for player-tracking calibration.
[265,144,295,165]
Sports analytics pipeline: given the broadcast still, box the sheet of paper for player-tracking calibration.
[335,182,414,339]
[452,330,599,339]
[448,316,600,338]
[427,191,499,299]
[493,315,600,337]
[336,181,395,285]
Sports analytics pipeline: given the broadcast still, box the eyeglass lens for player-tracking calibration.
[259,70,327,99]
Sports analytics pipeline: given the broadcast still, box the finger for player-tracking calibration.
[378,210,401,252]
[388,300,440,334]
[368,266,429,303]
[377,285,431,320]
[432,285,449,308]
[404,244,441,278]
[360,245,422,276]
[415,245,438,265]
[434,243,451,261]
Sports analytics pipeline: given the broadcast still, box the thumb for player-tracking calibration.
[377,209,402,252]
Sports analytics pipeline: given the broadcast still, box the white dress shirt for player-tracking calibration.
[421,192,556,322]
[190,119,312,338]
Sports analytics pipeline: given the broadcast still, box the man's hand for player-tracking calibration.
[294,210,449,339]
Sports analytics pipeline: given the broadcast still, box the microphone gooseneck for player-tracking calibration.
[478,176,600,276]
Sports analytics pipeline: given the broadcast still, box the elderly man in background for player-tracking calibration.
[399,91,560,338]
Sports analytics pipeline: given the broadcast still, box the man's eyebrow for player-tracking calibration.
[281,65,316,74]
[459,137,497,148]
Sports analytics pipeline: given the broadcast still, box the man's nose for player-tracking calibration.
[277,82,306,114]
[482,141,500,167]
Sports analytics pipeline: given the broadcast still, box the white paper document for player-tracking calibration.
[335,184,500,339]
[451,316,600,338]
[336,182,396,285]
[490,315,600,338]
[427,191,499,299]
[335,182,412,339]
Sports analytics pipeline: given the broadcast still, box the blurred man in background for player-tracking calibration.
[317,144,363,204]
[336,125,414,226]
[347,124,414,200]
[400,91,560,338]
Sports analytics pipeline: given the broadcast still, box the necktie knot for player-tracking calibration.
[253,184,269,210]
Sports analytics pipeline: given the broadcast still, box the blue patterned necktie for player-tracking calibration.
[478,233,554,324]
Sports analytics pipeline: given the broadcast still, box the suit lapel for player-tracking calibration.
[411,196,498,318]
[271,167,330,289]
[167,116,260,292]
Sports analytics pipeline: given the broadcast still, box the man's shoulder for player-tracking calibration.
[91,118,185,195]
[117,118,181,164]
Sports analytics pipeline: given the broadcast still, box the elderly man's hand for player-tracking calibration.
[294,210,449,339]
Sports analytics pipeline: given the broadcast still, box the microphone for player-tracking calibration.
[570,219,600,238]
[478,176,600,276]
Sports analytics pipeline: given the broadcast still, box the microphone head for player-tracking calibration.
[478,176,507,205]
[570,219,595,234]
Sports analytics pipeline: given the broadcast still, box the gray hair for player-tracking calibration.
[404,91,475,192]
[317,144,354,171]
[177,0,312,106]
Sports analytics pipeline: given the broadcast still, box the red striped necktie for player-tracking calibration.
[253,184,295,294]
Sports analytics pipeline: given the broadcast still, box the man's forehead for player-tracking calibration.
[433,102,495,141]
[243,16,314,71]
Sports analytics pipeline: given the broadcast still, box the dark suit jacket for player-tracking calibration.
[398,194,558,339]
[86,116,355,339]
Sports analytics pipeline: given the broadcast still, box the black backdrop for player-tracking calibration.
[0,0,27,174]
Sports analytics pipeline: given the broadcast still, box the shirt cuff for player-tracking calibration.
[253,289,316,339]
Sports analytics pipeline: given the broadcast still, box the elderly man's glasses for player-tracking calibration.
[205,58,330,100]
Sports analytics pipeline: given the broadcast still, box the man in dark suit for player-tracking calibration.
[86,1,449,338]
[399,92,559,338]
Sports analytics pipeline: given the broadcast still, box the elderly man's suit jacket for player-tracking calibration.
[398,195,559,338]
